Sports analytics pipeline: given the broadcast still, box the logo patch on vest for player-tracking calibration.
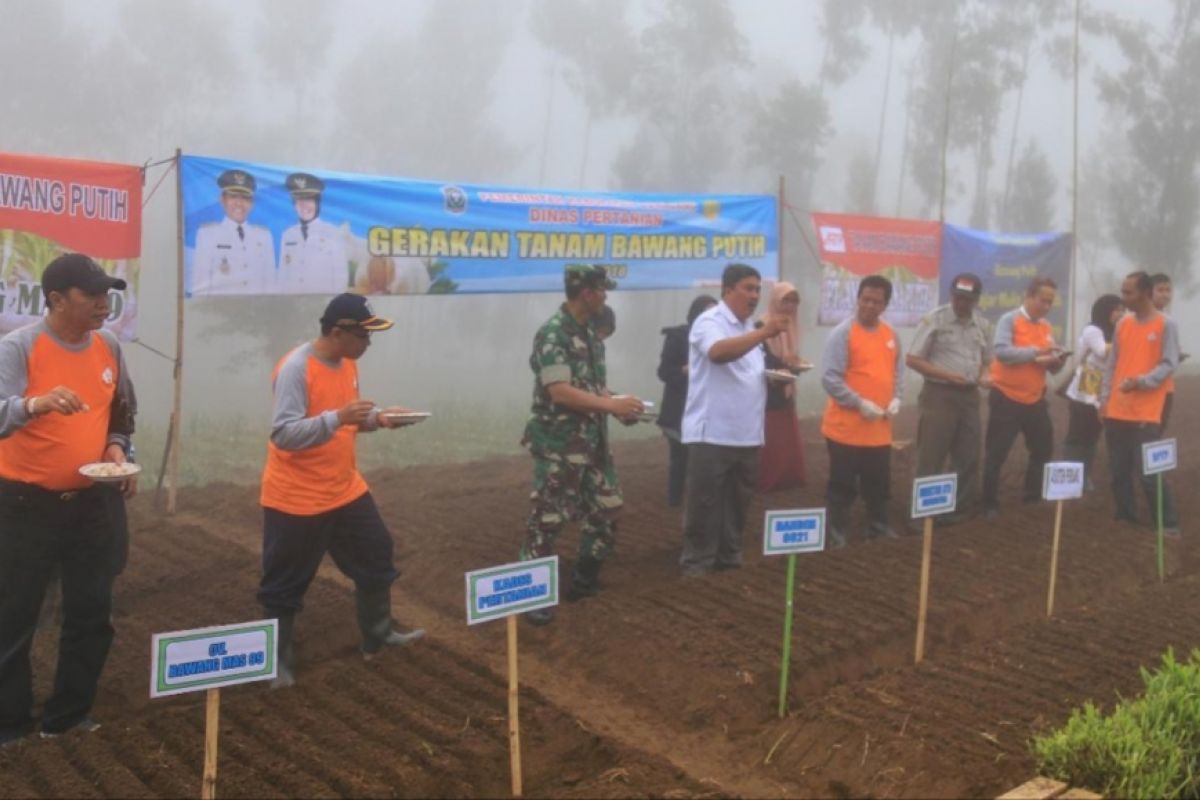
[1148,332,1158,342]
[102,367,114,386]
[886,339,896,350]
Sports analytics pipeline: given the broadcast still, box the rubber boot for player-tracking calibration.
[264,607,295,689]
[828,506,849,550]
[566,556,602,602]
[356,587,425,660]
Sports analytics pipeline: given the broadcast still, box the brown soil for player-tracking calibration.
[3,379,1199,798]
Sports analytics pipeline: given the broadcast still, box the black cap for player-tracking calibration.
[41,254,127,299]
[217,169,256,196]
[951,272,983,296]
[320,293,393,331]
[285,173,324,198]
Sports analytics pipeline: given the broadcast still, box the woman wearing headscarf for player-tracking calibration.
[758,281,808,492]
[1062,293,1123,489]
[657,294,718,506]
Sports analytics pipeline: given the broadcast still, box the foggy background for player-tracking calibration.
[3,0,1196,484]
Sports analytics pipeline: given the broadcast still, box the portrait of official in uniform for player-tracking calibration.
[191,169,276,295]
[276,173,350,295]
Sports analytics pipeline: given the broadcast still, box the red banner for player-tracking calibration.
[0,152,142,338]
[812,212,942,327]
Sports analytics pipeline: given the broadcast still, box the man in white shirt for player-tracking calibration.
[679,264,788,576]
[191,170,276,295]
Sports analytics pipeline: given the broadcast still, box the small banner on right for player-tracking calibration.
[939,224,1072,340]
[812,212,942,328]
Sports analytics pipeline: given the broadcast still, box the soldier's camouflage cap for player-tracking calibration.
[565,264,617,292]
[217,169,256,197]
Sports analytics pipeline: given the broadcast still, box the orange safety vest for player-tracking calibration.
[0,330,119,490]
[1104,313,1170,424]
[990,311,1054,405]
[260,349,368,515]
[821,320,897,447]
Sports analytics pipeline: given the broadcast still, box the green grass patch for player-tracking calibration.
[1032,647,1200,799]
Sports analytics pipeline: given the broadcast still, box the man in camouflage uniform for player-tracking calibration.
[520,265,644,625]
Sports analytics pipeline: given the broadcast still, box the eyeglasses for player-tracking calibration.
[336,325,371,340]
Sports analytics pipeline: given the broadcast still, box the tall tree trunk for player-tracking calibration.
[1000,40,1033,230]
[896,64,914,217]
[871,27,896,213]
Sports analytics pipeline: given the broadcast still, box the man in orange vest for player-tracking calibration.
[1101,271,1180,534]
[0,254,136,746]
[259,293,425,688]
[820,275,904,548]
[980,277,1068,518]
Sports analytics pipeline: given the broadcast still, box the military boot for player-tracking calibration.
[264,607,295,689]
[566,556,602,602]
[356,587,425,661]
[827,506,849,550]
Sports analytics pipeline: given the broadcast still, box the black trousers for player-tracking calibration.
[680,443,758,572]
[0,481,114,739]
[1062,400,1103,484]
[257,491,399,612]
[826,439,891,533]
[982,390,1053,507]
[1105,419,1178,526]
[665,435,688,507]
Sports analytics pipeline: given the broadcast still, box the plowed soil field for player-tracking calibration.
[3,380,1200,798]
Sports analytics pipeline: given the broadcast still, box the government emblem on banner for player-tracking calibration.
[442,186,467,214]
[702,199,721,219]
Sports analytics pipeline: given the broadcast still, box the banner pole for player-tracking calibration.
[507,615,523,798]
[914,516,933,663]
[167,148,185,514]
[777,174,785,284]
[201,688,220,799]
[1157,474,1164,583]
[1047,499,1064,617]
[777,553,797,719]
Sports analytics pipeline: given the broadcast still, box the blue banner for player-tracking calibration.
[180,155,777,297]
[939,224,1072,339]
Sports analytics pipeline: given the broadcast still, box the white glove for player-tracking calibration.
[886,398,901,417]
[858,399,884,420]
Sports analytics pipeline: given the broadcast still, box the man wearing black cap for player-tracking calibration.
[277,173,349,295]
[192,169,276,295]
[258,293,425,687]
[520,265,644,625]
[906,273,993,523]
[0,254,137,745]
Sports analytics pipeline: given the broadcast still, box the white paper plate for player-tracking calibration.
[79,462,142,483]
[379,411,432,424]
[765,369,798,382]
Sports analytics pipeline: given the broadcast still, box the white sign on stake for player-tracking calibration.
[465,556,559,625]
[1042,461,1085,501]
[150,620,277,699]
[911,473,957,519]
[763,508,826,555]
[1142,438,1177,476]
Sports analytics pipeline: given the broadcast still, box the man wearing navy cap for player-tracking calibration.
[192,169,276,295]
[258,293,425,687]
[277,173,349,295]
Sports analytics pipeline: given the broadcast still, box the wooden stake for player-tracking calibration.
[168,148,185,514]
[1047,499,1064,617]
[914,516,933,663]
[507,615,523,798]
[201,688,219,800]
